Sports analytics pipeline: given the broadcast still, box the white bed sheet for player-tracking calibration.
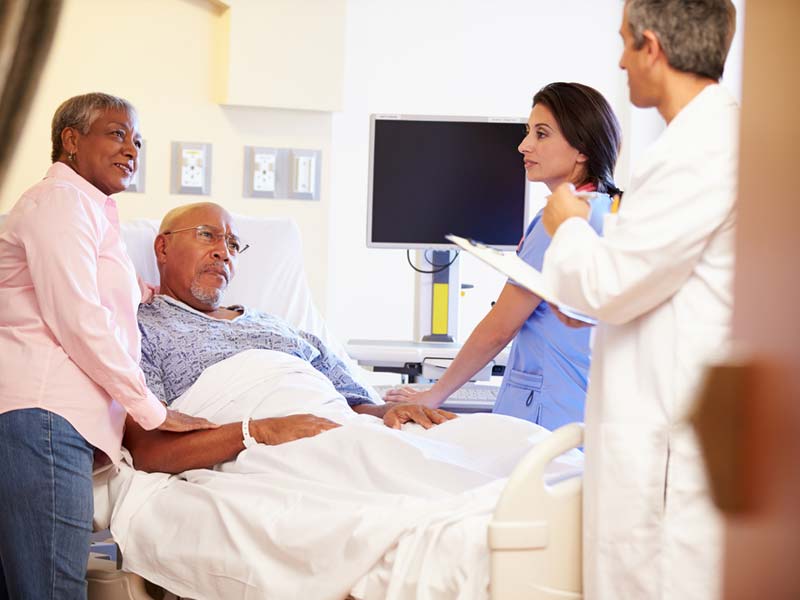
[106,350,582,600]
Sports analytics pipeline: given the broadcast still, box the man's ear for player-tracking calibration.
[154,234,168,266]
[641,29,664,67]
[60,127,79,156]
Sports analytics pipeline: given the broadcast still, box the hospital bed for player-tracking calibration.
[1,212,584,599]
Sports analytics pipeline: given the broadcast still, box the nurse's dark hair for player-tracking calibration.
[50,92,137,162]
[532,82,622,197]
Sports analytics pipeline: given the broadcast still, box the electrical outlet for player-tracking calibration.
[293,155,315,194]
[181,149,205,188]
[253,152,276,192]
[288,149,321,200]
[243,146,280,198]
[171,142,212,195]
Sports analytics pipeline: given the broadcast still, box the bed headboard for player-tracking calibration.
[122,215,326,343]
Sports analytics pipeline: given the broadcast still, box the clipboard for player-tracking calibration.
[446,234,597,325]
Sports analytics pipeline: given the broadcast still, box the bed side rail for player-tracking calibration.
[488,422,584,600]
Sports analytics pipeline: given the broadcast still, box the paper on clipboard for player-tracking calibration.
[446,234,597,325]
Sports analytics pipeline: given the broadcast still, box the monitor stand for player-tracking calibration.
[414,249,460,343]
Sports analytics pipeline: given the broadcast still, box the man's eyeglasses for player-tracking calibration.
[162,225,250,255]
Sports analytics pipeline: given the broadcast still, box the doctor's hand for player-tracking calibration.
[250,414,340,445]
[158,408,221,432]
[381,403,457,430]
[542,183,591,236]
[548,302,594,329]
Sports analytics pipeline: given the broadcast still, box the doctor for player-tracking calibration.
[541,1,737,599]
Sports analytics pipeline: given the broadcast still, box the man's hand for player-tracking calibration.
[125,413,338,473]
[542,183,591,236]
[250,414,340,445]
[547,302,595,329]
[158,408,220,432]
[381,403,457,429]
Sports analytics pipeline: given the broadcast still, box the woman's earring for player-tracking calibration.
[67,152,75,162]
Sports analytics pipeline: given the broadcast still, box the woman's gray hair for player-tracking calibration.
[50,92,137,162]
[626,0,736,81]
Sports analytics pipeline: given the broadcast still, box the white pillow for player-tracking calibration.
[121,216,329,345]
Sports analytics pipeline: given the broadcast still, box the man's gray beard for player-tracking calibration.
[190,280,224,307]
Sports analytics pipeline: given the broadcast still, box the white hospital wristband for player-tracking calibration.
[242,419,258,449]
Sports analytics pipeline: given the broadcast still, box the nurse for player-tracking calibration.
[385,82,621,430]
[541,1,737,598]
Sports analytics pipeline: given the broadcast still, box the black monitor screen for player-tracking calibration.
[369,117,528,249]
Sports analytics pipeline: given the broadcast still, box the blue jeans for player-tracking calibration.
[0,409,95,600]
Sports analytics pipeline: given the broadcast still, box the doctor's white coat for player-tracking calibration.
[543,84,739,600]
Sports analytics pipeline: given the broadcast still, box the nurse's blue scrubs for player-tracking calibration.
[493,194,611,430]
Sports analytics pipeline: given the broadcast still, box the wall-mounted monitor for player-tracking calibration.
[367,114,529,250]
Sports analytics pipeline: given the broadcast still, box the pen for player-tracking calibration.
[610,193,622,214]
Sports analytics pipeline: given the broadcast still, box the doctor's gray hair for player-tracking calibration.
[50,92,137,162]
[625,0,736,81]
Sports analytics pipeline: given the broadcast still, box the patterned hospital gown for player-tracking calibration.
[138,296,374,407]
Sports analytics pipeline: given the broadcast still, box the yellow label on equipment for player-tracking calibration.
[432,283,449,334]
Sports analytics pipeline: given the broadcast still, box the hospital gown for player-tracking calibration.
[138,295,374,406]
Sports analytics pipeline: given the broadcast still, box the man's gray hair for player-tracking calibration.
[50,92,137,162]
[626,0,736,80]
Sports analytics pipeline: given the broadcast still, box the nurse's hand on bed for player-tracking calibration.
[382,387,441,410]
[157,408,221,432]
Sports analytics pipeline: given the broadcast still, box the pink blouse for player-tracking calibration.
[0,162,166,464]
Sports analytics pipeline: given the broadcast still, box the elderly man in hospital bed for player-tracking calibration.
[125,202,456,473]
[99,202,583,600]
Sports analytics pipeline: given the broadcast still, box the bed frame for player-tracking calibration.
[489,422,583,599]
[82,215,583,599]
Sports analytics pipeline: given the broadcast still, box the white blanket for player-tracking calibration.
[107,349,582,600]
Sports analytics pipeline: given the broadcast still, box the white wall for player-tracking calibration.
[326,0,746,347]
[221,0,346,111]
[4,0,745,351]
[327,0,627,344]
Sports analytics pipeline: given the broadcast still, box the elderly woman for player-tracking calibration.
[0,93,215,598]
